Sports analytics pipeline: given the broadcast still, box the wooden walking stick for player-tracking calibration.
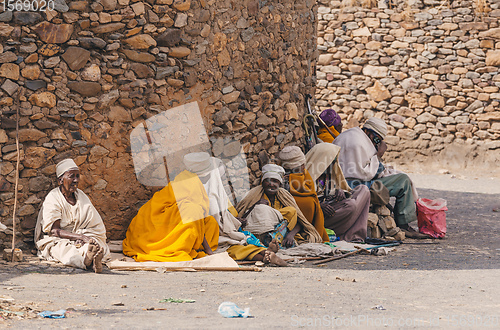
[3,88,23,262]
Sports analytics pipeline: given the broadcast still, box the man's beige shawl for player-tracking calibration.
[332,127,418,200]
[236,186,323,244]
[305,143,351,192]
[35,188,110,258]
[333,127,380,181]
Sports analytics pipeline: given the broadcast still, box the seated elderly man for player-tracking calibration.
[34,159,110,273]
[305,144,370,242]
[236,164,323,248]
[333,117,425,238]
[278,146,329,243]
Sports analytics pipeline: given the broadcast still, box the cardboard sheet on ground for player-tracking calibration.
[107,252,244,271]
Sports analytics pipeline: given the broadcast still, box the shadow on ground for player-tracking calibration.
[0,260,124,286]
[1,189,499,282]
[317,188,500,271]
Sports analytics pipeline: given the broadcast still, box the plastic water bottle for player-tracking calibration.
[218,302,251,318]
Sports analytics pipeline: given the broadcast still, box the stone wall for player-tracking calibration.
[0,0,318,250]
[316,0,500,173]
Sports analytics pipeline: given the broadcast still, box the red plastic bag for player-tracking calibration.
[416,198,447,238]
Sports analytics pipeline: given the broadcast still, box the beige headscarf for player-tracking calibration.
[278,146,306,170]
[183,152,214,176]
[56,159,79,178]
[261,164,285,184]
[363,117,387,139]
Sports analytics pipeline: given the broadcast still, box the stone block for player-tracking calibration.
[382,216,396,231]
[68,82,102,97]
[367,81,391,102]
[396,129,417,140]
[479,28,500,39]
[429,95,445,108]
[32,22,73,44]
[362,65,388,78]
[485,50,500,66]
[28,92,56,108]
[0,63,19,80]
[124,34,157,49]
[2,249,23,262]
[62,47,91,71]
[317,54,333,65]
[367,212,379,229]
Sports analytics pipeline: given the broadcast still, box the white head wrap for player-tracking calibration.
[56,159,79,178]
[278,146,306,170]
[261,164,285,184]
[363,117,387,140]
[183,152,215,176]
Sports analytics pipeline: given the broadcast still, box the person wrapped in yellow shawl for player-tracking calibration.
[122,156,219,262]
[278,146,330,243]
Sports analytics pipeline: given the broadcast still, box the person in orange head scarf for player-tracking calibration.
[278,146,330,242]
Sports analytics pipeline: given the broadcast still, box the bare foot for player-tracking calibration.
[83,239,98,268]
[267,238,279,253]
[263,251,287,267]
[93,247,104,273]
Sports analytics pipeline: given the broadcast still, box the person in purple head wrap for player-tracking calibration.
[317,109,343,143]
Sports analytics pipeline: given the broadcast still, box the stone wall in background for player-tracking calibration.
[316,0,500,172]
[0,0,318,250]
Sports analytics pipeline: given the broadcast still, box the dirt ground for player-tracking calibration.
[1,173,499,329]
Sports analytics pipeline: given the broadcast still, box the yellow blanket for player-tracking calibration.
[123,171,219,262]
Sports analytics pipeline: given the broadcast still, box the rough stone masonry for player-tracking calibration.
[0,0,318,250]
[315,0,500,172]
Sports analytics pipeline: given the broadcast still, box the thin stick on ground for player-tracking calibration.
[312,249,361,265]
[108,265,262,272]
[10,88,22,261]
